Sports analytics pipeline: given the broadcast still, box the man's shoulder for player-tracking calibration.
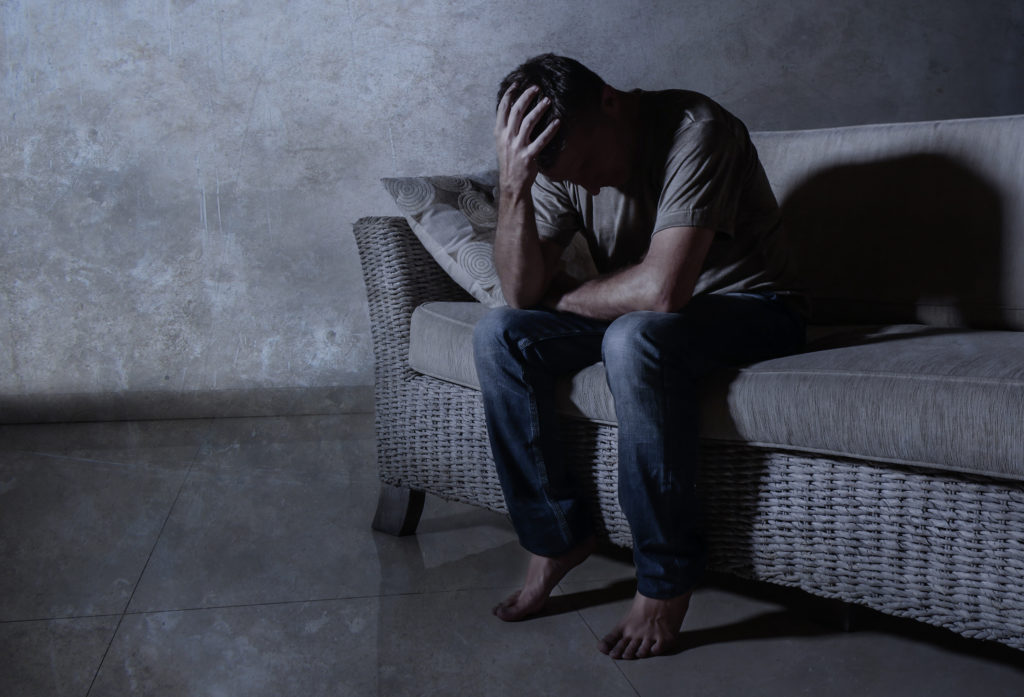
[635,89,734,128]
[636,89,751,167]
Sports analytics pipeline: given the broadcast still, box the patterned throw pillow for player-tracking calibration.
[382,173,597,307]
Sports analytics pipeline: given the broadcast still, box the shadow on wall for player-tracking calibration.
[781,154,1005,329]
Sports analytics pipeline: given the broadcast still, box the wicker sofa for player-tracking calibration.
[355,113,1024,650]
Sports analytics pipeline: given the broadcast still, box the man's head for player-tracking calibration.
[497,54,606,171]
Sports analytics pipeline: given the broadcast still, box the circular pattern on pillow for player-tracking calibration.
[458,190,497,228]
[383,177,435,216]
[434,176,473,193]
[457,241,497,283]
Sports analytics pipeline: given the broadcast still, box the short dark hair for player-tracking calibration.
[497,54,605,169]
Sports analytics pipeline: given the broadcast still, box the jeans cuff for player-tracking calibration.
[635,566,703,599]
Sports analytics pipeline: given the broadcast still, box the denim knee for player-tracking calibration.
[601,311,677,373]
[473,307,523,359]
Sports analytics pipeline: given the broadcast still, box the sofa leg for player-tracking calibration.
[821,599,857,632]
[839,602,857,632]
[371,483,425,536]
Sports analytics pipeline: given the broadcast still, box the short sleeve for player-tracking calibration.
[531,174,582,247]
[653,119,749,237]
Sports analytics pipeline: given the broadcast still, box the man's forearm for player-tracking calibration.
[494,189,551,308]
[492,84,561,309]
[548,226,714,321]
[548,264,664,320]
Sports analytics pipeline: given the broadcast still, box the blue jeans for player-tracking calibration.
[472,292,806,599]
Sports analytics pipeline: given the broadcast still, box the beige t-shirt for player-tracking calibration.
[532,89,804,312]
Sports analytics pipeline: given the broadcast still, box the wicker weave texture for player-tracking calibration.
[354,215,1024,651]
[699,443,1024,647]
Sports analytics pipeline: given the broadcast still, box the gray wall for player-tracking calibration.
[2,0,1022,419]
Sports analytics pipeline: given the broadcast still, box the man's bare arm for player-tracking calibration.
[548,226,716,321]
[493,85,564,308]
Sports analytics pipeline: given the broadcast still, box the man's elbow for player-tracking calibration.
[504,295,532,310]
[500,270,556,310]
[500,283,542,310]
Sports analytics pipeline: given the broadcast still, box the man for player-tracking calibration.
[472,54,806,660]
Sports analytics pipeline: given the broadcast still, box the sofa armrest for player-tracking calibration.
[353,216,475,391]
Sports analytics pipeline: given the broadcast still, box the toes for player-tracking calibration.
[634,638,656,659]
[607,636,633,660]
[493,591,522,620]
[620,637,643,660]
[601,633,668,660]
[598,631,620,655]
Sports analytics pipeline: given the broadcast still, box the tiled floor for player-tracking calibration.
[1,414,1022,696]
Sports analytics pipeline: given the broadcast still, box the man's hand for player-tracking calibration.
[540,270,583,311]
[495,85,561,195]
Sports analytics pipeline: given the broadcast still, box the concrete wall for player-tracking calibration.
[2,0,1022,419]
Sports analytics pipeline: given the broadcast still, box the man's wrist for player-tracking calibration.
[498,180,534,205]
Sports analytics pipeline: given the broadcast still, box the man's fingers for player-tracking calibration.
[525,117,560,157]
[495,84,558,187]
[519,94,551,138]
[507,85,540,136]
[495,82,518,132]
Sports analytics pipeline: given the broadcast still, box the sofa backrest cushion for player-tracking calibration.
[752,114,1024,330]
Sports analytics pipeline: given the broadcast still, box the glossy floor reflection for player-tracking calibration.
[1,415,1022,696]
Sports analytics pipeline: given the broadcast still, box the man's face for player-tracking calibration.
[540,116,626,196]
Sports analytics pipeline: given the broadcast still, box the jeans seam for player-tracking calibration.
[520,362,573,550]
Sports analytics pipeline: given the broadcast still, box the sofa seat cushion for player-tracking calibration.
[409,302,1024,483]
[702,325,1024,482]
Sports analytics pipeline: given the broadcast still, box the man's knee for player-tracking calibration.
[601,311,680,369]
[473,306,531,358]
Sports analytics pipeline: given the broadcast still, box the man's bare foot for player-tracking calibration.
[598,590,692,659]
[493,537,596,621]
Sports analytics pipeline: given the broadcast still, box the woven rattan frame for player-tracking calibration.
[354,215,1024,650]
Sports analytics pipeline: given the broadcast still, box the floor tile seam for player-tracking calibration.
[86,431,210,696]
[0,612,124,625]
[120,593,391,617]
[85,611,127,696]
[7,449,199,471]
[575,609,643,696]
[125,422,212,589]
